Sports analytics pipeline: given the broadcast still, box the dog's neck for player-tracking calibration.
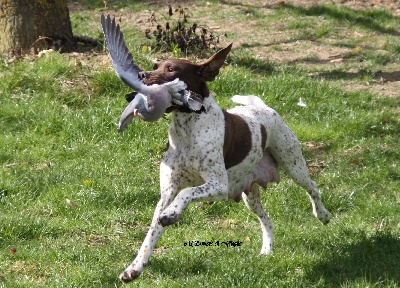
[170,96,217,123]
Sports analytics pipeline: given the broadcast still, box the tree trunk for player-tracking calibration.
[0,0,75,56]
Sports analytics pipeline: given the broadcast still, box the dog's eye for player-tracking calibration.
[153,63,158,70]
[167,67,174,72]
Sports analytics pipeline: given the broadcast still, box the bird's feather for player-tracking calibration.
[101,14,144,90]
[181,90,203,111]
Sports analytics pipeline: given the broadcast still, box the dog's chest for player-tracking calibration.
[166,98,225,165]
[168,99,224,155]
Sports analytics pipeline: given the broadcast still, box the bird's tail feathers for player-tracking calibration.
[231,95,268,108]
[181,90,203,111]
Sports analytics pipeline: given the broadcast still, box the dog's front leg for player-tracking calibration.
[120,163,180,282]
[119,199,167,282]
[158,177,228,227]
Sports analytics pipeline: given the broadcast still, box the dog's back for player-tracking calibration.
[231,94,269,108]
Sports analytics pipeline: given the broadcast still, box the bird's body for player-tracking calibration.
[118,80,184,132]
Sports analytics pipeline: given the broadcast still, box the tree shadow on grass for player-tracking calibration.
[220,2,400,38]
[284,4,400,36]
[148,252,212,278]
[228,50,275,75]
[312,69,400,83]
[307,230,400,286]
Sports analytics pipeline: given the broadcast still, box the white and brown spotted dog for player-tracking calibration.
[120,43,331,282]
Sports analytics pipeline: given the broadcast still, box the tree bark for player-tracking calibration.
[0,0,75,56]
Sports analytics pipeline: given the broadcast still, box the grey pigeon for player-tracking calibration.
[100,14,202,131]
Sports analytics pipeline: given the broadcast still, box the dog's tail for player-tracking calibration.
[231,95,268,109]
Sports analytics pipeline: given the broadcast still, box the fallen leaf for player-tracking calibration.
[297,98,307,107]
[10,247,17,255]
[329,58,343,63]
[353,31,365,37]
[83,179,93,187]
[219,219,236,228]
[66,198,78,208]
[309,161,325,168]
[35,163,49,170]
[153,246,168,254]
[351,158,362,166]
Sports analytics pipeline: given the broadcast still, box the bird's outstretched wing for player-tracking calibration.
[101,14,144,90]
[101,14,191,98]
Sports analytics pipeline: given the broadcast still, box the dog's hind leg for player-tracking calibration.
[282,158,331,224]
[242,184,273,255]
[270,127,331,224]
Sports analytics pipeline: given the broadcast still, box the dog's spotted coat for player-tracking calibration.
[119,44,331,282]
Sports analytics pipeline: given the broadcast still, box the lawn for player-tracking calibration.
[1,0,399,287]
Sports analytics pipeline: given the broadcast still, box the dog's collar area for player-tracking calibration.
[165,105,207,114]
[166,90,206,114]
[182,90,204,109]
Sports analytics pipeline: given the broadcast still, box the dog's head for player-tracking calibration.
[139,43,232,98]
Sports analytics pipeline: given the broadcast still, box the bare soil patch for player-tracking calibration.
[69,0,400,98]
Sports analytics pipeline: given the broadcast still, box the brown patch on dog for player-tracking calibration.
[233,193,243,202]
[222,110,252,169]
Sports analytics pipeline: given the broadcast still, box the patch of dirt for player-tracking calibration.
[211,0,400,98]
[215,0,400,98]
[69,0,400,98]
[279,0,400,12]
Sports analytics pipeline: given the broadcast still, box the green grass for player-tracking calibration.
[1,1,400,287]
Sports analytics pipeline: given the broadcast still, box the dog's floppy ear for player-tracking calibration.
[196,43,232,81]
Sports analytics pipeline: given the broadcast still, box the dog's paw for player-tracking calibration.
[260,247,272,255]
[316,210,332,225]
[158,210,179,227]
[119,269,141,282]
